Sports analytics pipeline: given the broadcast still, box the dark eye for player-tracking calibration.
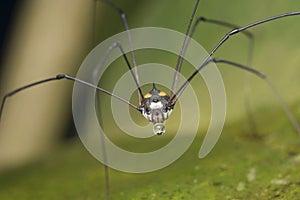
[145,108,151,114]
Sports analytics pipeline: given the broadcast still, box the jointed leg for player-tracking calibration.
[190,16,258,135]
[98,0,142,103]
[171,11,300,104]
[92,41,144,101]
[0,74,138,122]
[209,58,300,136]
[170,0,200,97]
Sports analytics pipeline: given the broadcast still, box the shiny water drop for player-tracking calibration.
[153,123,165,135]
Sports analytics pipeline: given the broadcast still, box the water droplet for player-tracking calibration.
[153,123,165,135]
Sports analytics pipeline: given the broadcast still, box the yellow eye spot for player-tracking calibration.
[144,93,152,98]
[159,91,167,96]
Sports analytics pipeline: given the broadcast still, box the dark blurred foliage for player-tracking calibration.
[0,0,19,67]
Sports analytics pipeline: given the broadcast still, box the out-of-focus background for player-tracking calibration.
[0,0,95,169]
[0,0,299,199]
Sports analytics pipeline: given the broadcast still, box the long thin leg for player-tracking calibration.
[194,17,253,39]
[0,55,140,113]
[94,2,145,199]
[0,74,134,200]
[0,77,58,121]
[92,43,144,199]
[191,16,258,135]
[170,0,200,96]
[93,2,108,200]
[172,56,300,136]
[93,41,144,101]
[92,42,145,200]
[169,13,255,105]
[171,11,300,104]
[0,74,138,122]
[98,0,142,103]
[197,57,300,159]
[210,58,300,136]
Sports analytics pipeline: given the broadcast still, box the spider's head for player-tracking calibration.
[138,83,173,135]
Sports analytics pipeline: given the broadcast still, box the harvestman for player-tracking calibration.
[1,0,300,199]
[1,0,299,135]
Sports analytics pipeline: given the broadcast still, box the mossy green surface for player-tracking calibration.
[0,103,299,200]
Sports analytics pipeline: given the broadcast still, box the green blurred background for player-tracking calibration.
[0,0,299,199]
